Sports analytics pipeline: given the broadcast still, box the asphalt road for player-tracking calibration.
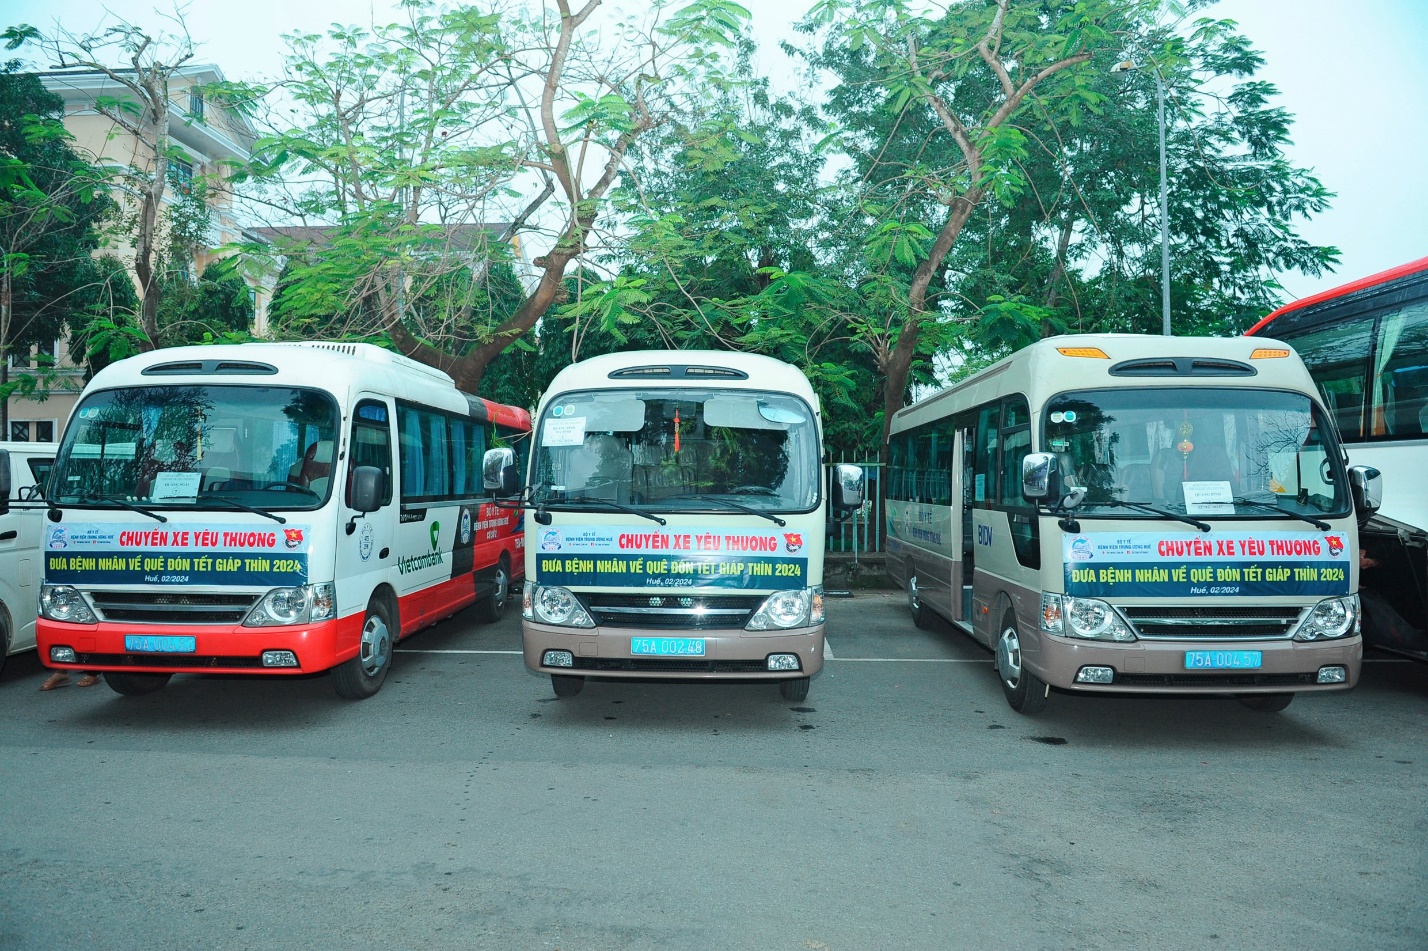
[1,590,1424,951]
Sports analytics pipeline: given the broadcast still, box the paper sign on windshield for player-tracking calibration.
[1182,480,1234,515]
[151,472,202,501]
[542,417,586,447]
[1063,530,1350,598]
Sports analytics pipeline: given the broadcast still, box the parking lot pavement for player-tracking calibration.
[1,592,1424,950]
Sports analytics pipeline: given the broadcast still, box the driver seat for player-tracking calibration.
[290,440,334,495]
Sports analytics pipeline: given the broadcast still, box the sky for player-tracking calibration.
[3,0,1425,304]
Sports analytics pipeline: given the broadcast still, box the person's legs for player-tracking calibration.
[40,671,71,690]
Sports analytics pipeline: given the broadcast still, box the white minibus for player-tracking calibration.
[36,342,529,698]
[0,442,58,674]
[886,334,1381,714]
[484,351,863,701]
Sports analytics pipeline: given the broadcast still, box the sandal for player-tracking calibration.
[40,673,71,691]
[76,674,102,688]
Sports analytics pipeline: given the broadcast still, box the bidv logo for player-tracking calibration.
[540,530,563,552]
[975,524,994,547]
[1325,534,1345,557]
[782,532,804,554]
[283,528,304,549]
[1069,536,1094,561]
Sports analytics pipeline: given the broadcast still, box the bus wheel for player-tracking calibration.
[104,672,171,696]
[996,611,1048,715]
[779,677,810,702]
[908,576,932,630]
[551,674,584,698]
[333,599,395,700]
[1237,693,1294,713]
[473,556,510,625]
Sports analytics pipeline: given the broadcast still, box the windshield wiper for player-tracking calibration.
[1096,499,1211,532]
[679,495,786,527]
[194,495,287,524]
[1230,497,1331,531]
[77,494,168,523]
[549,497,667,525]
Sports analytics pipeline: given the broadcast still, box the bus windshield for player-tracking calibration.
[1044,387,1349,518]
[531,389,820,512]
[50,385,340,510]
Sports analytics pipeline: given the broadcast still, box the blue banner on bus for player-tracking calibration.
[533,524,809,590]
[1062,530,1351,598]
[44,522,311,587]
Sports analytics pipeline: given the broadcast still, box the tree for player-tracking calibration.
[242,0,751,392]
[0,63,116,430]
[4,16,199,351]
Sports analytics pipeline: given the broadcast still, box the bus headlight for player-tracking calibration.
[39,585,97,624]
[1295,595,1358,641]
[528,584,595,628]
[244,583,336,627]
[747,589,814,630]
[1041,593,1136,642]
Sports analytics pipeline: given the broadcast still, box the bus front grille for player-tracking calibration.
[582,594,765,630]
[73,653,268,669]
[88,592,260,625]
[1121,605,1304,640]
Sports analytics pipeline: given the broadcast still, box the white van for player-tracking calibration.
[0,441,58,674]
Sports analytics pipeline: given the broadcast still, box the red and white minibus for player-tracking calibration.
[36,342,529,698]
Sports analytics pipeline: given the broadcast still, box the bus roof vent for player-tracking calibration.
[1110,357,1255,378]
[291,341,455,384]
[143,360,277,376]
[608,365,748,380]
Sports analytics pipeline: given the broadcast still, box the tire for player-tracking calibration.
[996,609,1048,715]
[551,674,585,698]
[779,677,811,702]
[104,671,171,696]
[908,575,932,630]
[1238,693,1294,713]
[472,556,510,625]
[333,597,396,700]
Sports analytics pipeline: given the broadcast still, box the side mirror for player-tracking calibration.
[483,447,520,498]
[832,463,865,511]
[349,465,384,515]
[1348,465,1382,521]
[1021,452,1060,502]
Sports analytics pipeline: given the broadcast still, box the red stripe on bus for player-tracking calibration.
[1247,256,1428,336]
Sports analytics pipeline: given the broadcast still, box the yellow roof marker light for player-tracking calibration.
[1250,348,1291,359]
[1055,346,1110,359]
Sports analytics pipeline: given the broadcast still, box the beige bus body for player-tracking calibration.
[521,351,847,701]
[886,334,1364,714]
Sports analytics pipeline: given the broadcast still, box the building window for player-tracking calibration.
[35,420,54,442]
[10,422,29,442]
[188,89,204,120]
[9,420,58,443]
[168,160,194,194]
[7,348,30,370]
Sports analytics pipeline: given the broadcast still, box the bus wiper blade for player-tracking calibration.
[681,495,786,527]
[1101,500,1210,532]
[77,494,168,523]
[195,494,287,524]
[550,497,667,526]
[1230,497,1330,531]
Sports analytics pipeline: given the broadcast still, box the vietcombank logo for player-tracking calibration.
[397,520,445,575]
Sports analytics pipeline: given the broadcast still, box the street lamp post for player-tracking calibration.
[1114,59,1172,336]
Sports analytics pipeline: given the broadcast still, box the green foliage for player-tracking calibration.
[159,260,256,347]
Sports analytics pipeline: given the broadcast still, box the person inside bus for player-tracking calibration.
[1359,540,1428,654]
[288,439,334,495]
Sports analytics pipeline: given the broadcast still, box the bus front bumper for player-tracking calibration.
[1033,634,1362,694]
[36,616,363,675]
[522,620,824,680]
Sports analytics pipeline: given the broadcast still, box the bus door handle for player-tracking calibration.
[0,530,16,541]
[379,548,390,559]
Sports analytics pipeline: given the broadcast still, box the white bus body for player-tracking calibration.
[0,442,58,673]
[36,342,529,699]
[887,335,1376,715]
[515,351,861,701]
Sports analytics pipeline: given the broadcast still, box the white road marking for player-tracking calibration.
[822,639,835,660]
[395,649,523,655]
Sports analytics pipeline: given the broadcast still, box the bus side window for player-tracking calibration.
[998,396,1039,570]
[973,404,999,508]
[349,401,393,508]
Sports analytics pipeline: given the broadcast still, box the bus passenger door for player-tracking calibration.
[953,422,975,626]
[337,398,398,632]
